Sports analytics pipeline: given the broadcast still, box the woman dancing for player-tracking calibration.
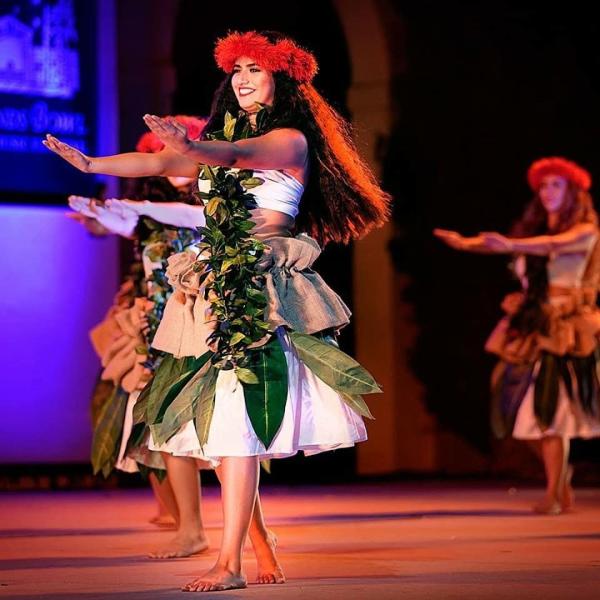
[436,157,600,515]
[44,30,389,591]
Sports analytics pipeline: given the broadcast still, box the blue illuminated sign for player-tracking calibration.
[0,0,98,198]
[0,0,80,98]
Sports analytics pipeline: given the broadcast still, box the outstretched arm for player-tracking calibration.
[106,199,206,229]
[43,135,199,178]
[434,229,493,253]
[435,223,597,256]
[143,115,308,172]
[481,223,597,255]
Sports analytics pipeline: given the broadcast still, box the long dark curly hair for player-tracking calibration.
[509,183,597,334]
[202,31,391,246]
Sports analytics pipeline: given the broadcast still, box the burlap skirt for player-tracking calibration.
[129,234,378,465]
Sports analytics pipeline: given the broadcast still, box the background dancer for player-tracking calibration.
[436,157,600,515]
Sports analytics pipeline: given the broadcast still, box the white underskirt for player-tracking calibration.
[145,330,367,464]
[513,363,600,440]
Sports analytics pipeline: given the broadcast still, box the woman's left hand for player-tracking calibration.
[143,114,192,155]
[481,232,514,253]
[434,228,484,251]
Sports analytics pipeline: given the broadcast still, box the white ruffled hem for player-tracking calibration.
[117,390,168,472]
[145,330,367,463]
[513,368,600,440]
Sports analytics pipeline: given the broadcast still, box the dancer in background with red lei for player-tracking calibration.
[436,157,600,515]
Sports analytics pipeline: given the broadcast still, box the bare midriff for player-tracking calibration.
[249,207,295,239]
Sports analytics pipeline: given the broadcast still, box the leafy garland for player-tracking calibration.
[194,108,274,383]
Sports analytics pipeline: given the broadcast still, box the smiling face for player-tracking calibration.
[538,174,569,213]
[231,56,276,112]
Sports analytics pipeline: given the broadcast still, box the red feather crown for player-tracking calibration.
[214,31,318,83]
[136,115,207,153]
[527,157,592,192]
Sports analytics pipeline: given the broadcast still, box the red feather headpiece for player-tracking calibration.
[527,156,592,191]
[214,31,318,83]
[136,115,207,153]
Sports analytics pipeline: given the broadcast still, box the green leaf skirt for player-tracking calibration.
[129,329,381,464]
[491,350,600,439]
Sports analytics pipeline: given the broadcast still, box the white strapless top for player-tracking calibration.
[513,231,599,289]
[198,168,304,218]
[547,232,598,288]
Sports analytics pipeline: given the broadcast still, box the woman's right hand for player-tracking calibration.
[68,195,98,218]
[69,195,139,237]
[43,135,92,172]
[434,228,485,251]
[105,198,151,218]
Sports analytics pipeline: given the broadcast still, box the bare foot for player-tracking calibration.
[182,565,247,592]
[149,514,178,529]
[561,466,575,512]
[253,530,285,584]
[532,496,562,515]
[149,533,209,559]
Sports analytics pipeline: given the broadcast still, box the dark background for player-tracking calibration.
[2,0,599,487]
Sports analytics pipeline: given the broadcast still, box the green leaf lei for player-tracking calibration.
[194,108,273,379]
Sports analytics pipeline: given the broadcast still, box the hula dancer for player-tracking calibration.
[436,157,600,515]
[45,30,389,591]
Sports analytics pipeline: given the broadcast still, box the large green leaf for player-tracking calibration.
[194,366,219,446]
[242,337,288,449]
[490,361,534,439]
[141,354,210,427]
[534,353,560,429]
[132,378,153,425]
[90,380,114,429]
[223,112,236,141]
[126,422,147,454]
[570,354,598,416]
[340,392,375,420]
[155,359,216,445]
[91,386,129,476]
[289,332,382,395]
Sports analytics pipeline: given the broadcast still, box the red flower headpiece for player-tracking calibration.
[136,115,207,153]
[527,156,592,192]
[214,31,318,83]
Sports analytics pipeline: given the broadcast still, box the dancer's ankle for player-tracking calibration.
[217,555,242,574]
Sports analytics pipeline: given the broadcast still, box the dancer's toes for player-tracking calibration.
[254,529,285,584]
[148,534,208,559]
[257,566,285,585]
[182,566,247,592]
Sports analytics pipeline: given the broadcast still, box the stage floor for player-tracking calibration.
[0,482,599,599]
